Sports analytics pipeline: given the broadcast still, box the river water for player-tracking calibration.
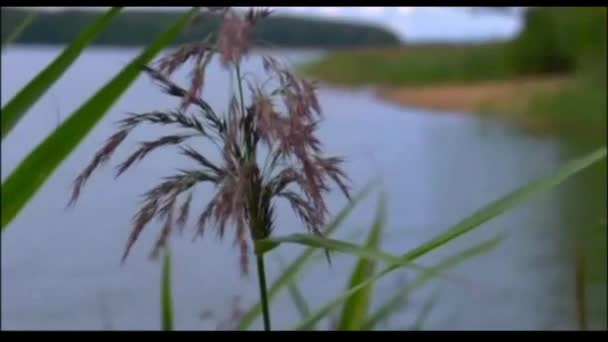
[1,47,605,330]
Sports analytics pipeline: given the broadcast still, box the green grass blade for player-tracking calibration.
[257,230,499,281]
[236,181,376,330]
[1,7,122,140]
[1,12,37,49]
[290,258,417,330]
[411,288,440,331]
[294,147,606,330]
[274,254,311,319]
[287,280,311,319]
[362,235,502,329]
[0,8,197,231]
[338,191,386,330]
[401,146,606,262]
[296,236,503,331]
[255,233,403,263]
[161,249,174,331]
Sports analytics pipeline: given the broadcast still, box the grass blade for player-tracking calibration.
[293,147,606,330]
[402,146,605,261]
[294,236,503,331]
[1,11,37,49]
[410,288,441,331]
[255,233,403,263]
[275,255,311,319]
[362,236,502,329]
[161,249,174,331]
[0,8,197,231]
[287,279,311,319]
[338,191,386,330]
[1,7,122,140]
[257,225,503,282]
[236,181,376,330]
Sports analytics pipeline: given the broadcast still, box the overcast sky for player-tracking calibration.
[282,7,522,42]
[21,7,524,42]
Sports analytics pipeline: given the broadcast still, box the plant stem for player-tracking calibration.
[256,254,272,331]
[574,243,587,330]
[236,63,247,117]
[235,63,253,160]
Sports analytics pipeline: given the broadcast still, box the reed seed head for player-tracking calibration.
[69,7,350,275]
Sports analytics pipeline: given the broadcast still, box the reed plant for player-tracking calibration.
[67,7,351,331]
[1,6,605,331]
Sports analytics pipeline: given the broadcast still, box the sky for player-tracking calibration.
[275,7,523,42]
[19,7,524,42]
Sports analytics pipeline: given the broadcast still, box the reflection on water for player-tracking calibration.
[1,47,605,330]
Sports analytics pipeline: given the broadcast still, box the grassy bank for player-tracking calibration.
[301,7,606,138]
[301,46,606,138]
[492,64,606,137]
[300,43,516,87]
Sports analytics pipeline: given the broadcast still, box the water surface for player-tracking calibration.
[1,46,605,330]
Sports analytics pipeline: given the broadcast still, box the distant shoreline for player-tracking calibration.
[1,8,402,50]
[2,43,330,54]
[376,76,569,114]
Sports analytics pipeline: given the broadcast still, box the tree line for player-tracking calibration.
[1,8,401,48]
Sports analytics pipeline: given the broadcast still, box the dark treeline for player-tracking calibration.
[508,6,607,74]
[1,8,401,48]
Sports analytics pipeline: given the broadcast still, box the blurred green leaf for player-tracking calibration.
[411,288,441,331]
[255,233,403,265]
[286,279,310,319]
[338,191,386,330]
[403,146,605,261]
[256,232,453,276]
[0,8,197,231]
[363,235,502,329]
[293,147,606,330]
[1,7,122,140]
[1,12,37,49]
[276,254,312,319]
[296,236,503,331]
[162,249,174,331]
[236,181,376,330]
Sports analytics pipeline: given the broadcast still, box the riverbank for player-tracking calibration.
[300,47,606,139]
[375,76,578,135]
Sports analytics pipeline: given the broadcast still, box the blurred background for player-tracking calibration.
[1,6,606,330]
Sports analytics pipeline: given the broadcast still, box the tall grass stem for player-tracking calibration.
[256,254,272,331]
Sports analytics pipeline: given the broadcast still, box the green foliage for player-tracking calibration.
[300,43,515,87]
[274,255,311,319]
[236,183,376,330]
[0,8,400,48]
[410,289,440,330]
[288,146,605,330]
[1,9,197,231]
[338,192,386,330]
[245,146,606,330]
[1,7,122,140]
[256,233,429,268]
[301,7,607,137]
[526,63,607,135]
[510,7,607,74]
[362,235,503,329]
[303,7,607,85]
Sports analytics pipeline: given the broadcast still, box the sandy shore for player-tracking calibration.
[376,76,570,114]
